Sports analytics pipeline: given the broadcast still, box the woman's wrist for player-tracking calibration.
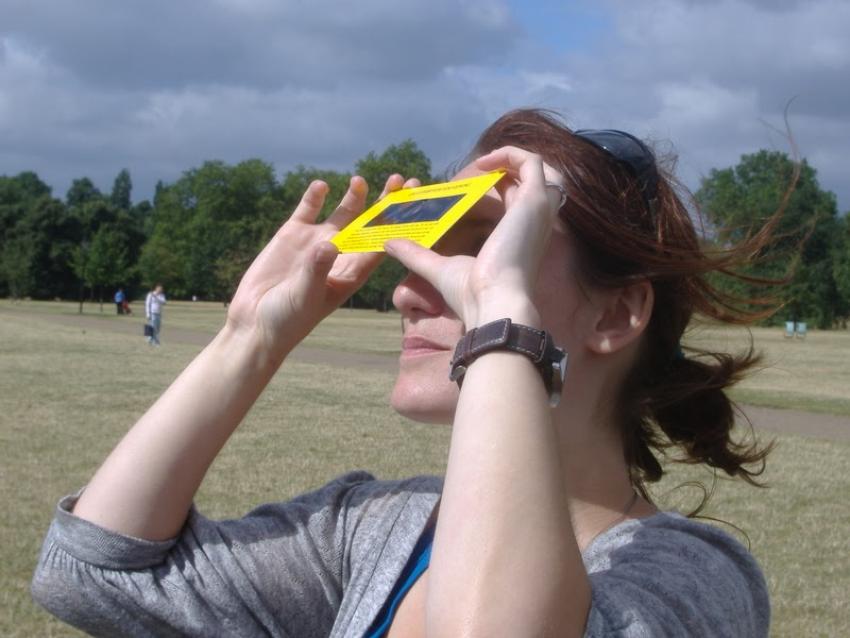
[214,323,290,379]
[468,294,541,329]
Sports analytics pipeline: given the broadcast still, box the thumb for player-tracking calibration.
[286,240,340,309]
[304,241,339,282]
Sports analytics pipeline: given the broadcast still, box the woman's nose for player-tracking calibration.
[392,271,446,317]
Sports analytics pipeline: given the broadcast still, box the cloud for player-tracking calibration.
[0,0,848,212]
[0,1,517,198]
[1,0,519,90]
[531,0,850,207]
[606,0,850,203]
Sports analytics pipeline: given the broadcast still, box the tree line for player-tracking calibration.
[0,140,431,312]
[696,150,849,329]
[1,142,848,326]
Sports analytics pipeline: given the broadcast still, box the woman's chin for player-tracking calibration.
[390,378,457,425]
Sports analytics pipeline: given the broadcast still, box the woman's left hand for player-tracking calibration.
[384,146,565,327]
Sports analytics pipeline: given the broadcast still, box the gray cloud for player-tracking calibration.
[684,0,808,10]
[0,0,515,199]
[0,0,847,212]
[2,0,519,89]
[517,0,850,208]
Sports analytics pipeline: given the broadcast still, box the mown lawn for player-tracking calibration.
[1,301,848,636]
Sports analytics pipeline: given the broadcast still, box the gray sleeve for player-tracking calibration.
[582,514,770,638]
[31,471,376,638]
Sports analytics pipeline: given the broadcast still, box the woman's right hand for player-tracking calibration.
[225,174,418,361]
[386,147,564,329]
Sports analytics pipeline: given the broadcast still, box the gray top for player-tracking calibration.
[32,471,769,637]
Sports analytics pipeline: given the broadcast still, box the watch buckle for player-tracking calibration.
[449,364,467,382]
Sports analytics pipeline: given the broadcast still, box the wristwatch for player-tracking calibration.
[449,318,568,407]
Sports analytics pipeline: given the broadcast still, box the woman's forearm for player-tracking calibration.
[428,320,590,636]
[71,175,401,542]
[72,327,284,541]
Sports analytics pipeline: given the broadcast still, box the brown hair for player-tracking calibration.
[472,109,785,500]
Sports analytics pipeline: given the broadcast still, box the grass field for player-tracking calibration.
[683,319,850,417]
[1,300,848,636]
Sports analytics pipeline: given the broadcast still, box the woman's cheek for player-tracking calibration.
[390,363,458,425]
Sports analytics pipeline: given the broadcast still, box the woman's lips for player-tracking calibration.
[401,336,451,357]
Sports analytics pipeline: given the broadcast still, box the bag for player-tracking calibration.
[144,323,154,337]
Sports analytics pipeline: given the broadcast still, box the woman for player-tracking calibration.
[32,109,772,637]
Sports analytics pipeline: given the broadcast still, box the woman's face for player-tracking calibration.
[389,163,593,424]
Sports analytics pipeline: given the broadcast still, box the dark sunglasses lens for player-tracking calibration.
[574,129,658,201]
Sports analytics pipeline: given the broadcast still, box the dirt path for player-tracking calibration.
[8,307,850,442]
[733,405,850,442]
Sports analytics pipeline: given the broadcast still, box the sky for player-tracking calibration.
[1,0,848,212]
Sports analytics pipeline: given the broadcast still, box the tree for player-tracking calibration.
[696,151,843,328]
[0,144,443,309]
[111,169,133,210]
[0,171,51,204]
[71,242,91,313]
[833,214,850,327]
[0,172,67,298]
[70,198,119,241]
[73,227,131,312]
[279,166,351,221]
[6,195,81,299]
[66,178,102,208]
[139,159,289,299]
[0,237,34,298]
[355,139,432,203]
[131,199,154,237]
[137,233,184,298]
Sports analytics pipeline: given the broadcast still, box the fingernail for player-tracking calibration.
[351,176,367,192]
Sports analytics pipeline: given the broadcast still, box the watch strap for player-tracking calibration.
[450,320,548,371]
[449,318,556,389]
[449,318,567,406]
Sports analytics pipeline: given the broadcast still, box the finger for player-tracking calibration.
[474,149,560,276]
[289,180,330,223]
[305,241,340,280]
[479,146,565,212]
[326,175,369,230]
[377,173,405,201]
[384,239,446,289]
[475,146,547,190]
[403,177,421,189]
[492,173,519,208]
[477,145,563,181]
[327,251,383,288]
[288,240,340,304]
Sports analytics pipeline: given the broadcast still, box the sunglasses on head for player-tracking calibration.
[573,129,659,213]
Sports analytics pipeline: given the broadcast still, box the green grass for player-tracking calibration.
[5,299,850,413]
[1,302,849,636]
[1,299,403,355]
[682,319,850,417]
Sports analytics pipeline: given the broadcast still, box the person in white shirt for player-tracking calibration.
[144,284,166,346]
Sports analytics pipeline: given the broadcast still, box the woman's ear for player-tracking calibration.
[585,280,654,354]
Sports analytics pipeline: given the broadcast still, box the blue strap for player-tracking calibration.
[364,528,434,638]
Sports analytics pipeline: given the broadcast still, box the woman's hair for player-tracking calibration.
[472,108,786,499]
